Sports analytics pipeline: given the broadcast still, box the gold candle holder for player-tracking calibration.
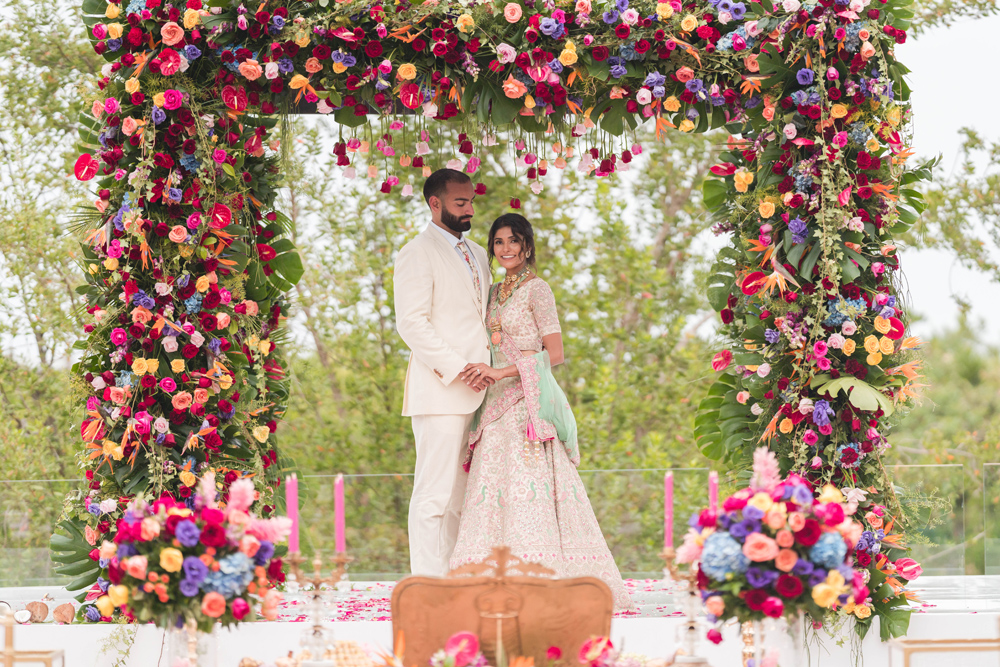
[659,548,711,666]
[285,550,354,667]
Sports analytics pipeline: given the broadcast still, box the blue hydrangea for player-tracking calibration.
[184,293,203,315]
[201,552,255,598]
[848,122,873,146]
[619,43,639,62]
[180,153,201,172]
[700,532,750,581]
[116,371,134,387]
[845,23,864,52]
[125,0,145,14]
[823,296,867,327]
[810,531,848,568]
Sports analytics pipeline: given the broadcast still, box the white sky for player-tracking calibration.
[895,16,1000,342]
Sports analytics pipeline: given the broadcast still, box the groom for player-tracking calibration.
[394,169,492,576]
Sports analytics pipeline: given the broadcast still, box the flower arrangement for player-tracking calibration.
[677,448,920,641]
[65,0,923,640]
[79,475,290,630]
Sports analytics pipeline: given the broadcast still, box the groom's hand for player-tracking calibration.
[460,363,497,392]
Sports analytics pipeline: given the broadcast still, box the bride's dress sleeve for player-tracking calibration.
[530,281,561,337]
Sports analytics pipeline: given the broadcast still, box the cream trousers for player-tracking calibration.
[408,413,474,576]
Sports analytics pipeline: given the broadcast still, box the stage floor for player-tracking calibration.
[2,577,1000,666]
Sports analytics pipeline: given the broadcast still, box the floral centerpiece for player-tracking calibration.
[81,474,290,630]
[677,448,920,643]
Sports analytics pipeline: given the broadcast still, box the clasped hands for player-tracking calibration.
[459,362,504,392]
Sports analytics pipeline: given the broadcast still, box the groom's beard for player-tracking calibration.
[441,208,472,233]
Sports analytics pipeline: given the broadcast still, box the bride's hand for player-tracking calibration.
[460,363,501,390]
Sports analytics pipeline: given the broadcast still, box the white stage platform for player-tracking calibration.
[2,577,1000,666]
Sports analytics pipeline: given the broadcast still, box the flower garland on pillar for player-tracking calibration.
[65,0,923,635]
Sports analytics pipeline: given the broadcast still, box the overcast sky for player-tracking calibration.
[894,15,1000,343]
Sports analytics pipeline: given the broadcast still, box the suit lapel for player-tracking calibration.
[424,226,481,312]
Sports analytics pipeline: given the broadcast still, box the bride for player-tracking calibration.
[449,213,633,611]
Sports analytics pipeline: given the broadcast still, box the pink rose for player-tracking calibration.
[110,327,127,346]
[675,66,694,83]
[159,377,177,393]
[232,597,251,620]
[775,529,794,548]
[704,596,725,617]
[762,596,784,618]
[239,59,263,80]
[168,226,187,243]
[104,98,120,115]
[743,533,780,562]
[504,2,522,22]
[212,148,227,164]
[775,548,797,572]
[161,21,184,46]
[163,89,184,110]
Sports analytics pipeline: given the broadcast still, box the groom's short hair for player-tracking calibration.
[423,169,471,204]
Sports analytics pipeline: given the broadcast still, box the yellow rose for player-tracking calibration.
[873,316,891,334]
[680,14,698,31]
[258,339,272,355]
[559,50,578,66]
[866,138,881,153]
[817,484,844,504]
[183,8,201,29]
[95,595,115,618]
[886,106,901,128]
[563,40,576,52]
[678,119,695,133]
[195,275,211,292]
[253,425,271,443]
[779,417,794,434]
[854,604,872,619]
[456,13,475,33]
[842,599,856,614]
[104,256,119,271]
[159,547,184,573]
[179,470,196,487]
[105,3,120,18]
[106,22,123,39]
[830,104,848,119]
[664,96,681,112]
[879,336,894,355]
[866,351,883,366]
[747,492,774,513]
[734,170,754,193]
[332,62,348,74]
[131,357,149,375]
[145,358,159,375]
[124,78,140,94]
[108,584,130,607]
[811,583,838,608]
[842,339,856,355]
[153,92,166,108]
[218,374,233,390]
[758,201,775,218]
[826,570,846,589]
[863,335,880,354]
[171,359,185,373]
[656,2,674,19]
[294,31,310,48]
[397,63,417,80]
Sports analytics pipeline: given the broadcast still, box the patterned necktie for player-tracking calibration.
[456,241,482,310]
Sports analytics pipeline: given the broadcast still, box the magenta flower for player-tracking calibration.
[110,327,127,346]
[212,149,227,164]
[159,377,177,393]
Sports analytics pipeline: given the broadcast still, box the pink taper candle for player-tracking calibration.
[286,473,299,553]
[708,470,719,515]
[334,474,346,553]
[664,472,674,549]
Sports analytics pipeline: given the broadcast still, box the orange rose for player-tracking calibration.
[131,306,152,324]
[193,388,210,404]
[304,57,323,74]
[675,66,694,83]
[742,533,779,562]
[502,75,527,99]
[775,548,798,572]
[201,591,227,618]
[776,529,794,548]
[788,512,806,532]
[172,391,193,411]
[743,54,759,73]
[160,22,184,46]
[121,117,138,136]
[238,59,263,81]
[864,511,884,530]
[168,225,187,243]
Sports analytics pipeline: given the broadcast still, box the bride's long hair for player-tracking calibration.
[487,213,537,269]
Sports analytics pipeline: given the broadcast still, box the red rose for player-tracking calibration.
[182,343,199,359]
[202,291,221,309]
[794,518,822,546]
[200,523,227,547]
[775,574,803,599]
[365,40,383,58]
[432,41,448,56]
[857,186,873,199]
[615,23,630,39]
[745,589,768,611]
[762,596,784,618]
[855,549,872,567]
[592,45,609,61]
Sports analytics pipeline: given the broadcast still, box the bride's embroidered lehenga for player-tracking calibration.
[449,277,633,611]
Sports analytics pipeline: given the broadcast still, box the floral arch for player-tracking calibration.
[64,0,924,637]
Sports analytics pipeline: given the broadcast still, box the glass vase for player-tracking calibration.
[741,614,805,667]
[166,623,218,667]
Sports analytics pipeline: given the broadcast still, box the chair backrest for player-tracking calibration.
[391,547,614,666]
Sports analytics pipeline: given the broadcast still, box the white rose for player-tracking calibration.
[316,98,334,114]
[190,330,205,347]
[162,337,179,353]
[750,403,763,416]
[264,61,280,80]
[621,8,639,24]
[828,333,846,349]
[842,320,858,336]
[783,123,797,140]
[421,102,438,119]
[756,363,771,378]
[99,498,118,514]
[92,376,107,389]
[636,88,652,105]
[798,398,815,414]
[717,10,732,24]
[153,417,170,433]
[782,0,801,10]
[154,282,173,296]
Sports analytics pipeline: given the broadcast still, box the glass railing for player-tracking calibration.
[0,462,993,586]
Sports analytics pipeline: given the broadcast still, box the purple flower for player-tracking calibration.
[812,399,834,427]
[254,540,275,566]
[685,78,704,93]
[539,17,560,35]
[602,10,619,23]
[808,569,828,587]
[151,106,166,125]
[729,522,750,540]
[615,0,629,11]
[743,505,765,521]
[179,578,201,597]
[791,484,814,506]
[97,576,110,593]
[175,520,201,548]
[746,567,779,588]
[183,555,208,583]
[765,329,780,344]
[730,2,746,19]
[85,606,101,622]
[792,559,815,577]
[117,543,136,559]
[644,72,666,87]
[796,68,815,85]
[185,45,201,60]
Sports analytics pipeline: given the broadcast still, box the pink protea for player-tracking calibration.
[227,477,256,513]
[751,446,781,493]
[246,516,293,543]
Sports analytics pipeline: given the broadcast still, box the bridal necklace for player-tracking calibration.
[489,264,531,346]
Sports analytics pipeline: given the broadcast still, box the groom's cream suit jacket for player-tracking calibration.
[394,224,491,417]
